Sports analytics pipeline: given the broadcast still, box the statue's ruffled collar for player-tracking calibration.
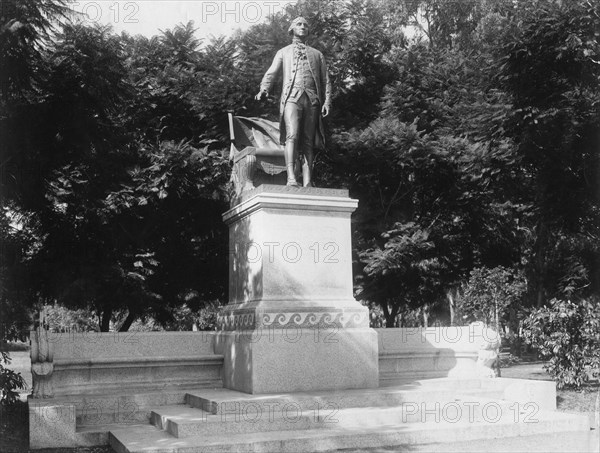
[292,37,307,59]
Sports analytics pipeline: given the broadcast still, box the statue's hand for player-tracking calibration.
[255,90,267,101]
[321,104,330,117]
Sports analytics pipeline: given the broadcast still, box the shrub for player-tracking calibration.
[454,266,526,326]
[195,302,220,331]
[0,351,26,405]
[522,298,600,389]
[44,303,98,332]
[161,302,221,331]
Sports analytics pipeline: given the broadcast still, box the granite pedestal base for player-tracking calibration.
[218,185,379,394]
[214,327,378,394]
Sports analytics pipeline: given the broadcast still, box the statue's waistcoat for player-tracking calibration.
[260,43,331,147]
[277,45,324,110]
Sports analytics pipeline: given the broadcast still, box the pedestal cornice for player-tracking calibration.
[223,185,358,225]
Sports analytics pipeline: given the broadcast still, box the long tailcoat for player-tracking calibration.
[259,43,331,148]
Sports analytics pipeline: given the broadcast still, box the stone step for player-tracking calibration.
[75,423,148,447]
[43,385,220,425]
[150,404,327,438]
[149,396,567,439]
[185,381,501,415]
[109,408,590,453]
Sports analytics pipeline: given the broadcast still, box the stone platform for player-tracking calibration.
[27,185,595,450]
[108,378,591,453]
[29,324,580,450]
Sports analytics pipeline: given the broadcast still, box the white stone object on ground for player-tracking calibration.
[471,321,501,378]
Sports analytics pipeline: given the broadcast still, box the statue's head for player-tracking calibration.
[288,17,309,37]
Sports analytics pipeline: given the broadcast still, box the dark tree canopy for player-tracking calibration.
[1,0,598,333]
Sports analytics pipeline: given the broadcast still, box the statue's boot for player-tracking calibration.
[302,152,314,187]
[302,162,313,187]
[285,141,299,186]
[286,164,299,186]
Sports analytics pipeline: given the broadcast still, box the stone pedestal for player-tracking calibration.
[215,185,379,394]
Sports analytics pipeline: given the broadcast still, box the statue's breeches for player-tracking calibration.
[283,93,319,156]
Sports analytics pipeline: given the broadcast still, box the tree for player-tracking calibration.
[102,140,230,331]
[0,0,74,208]
[499,0,600,305]
[2,17,233,331]
[0,352,26,405]
[2,0,597,336]
[33,23,232,331]
[454,265,527,374]
[0,0,72,103]
[523,297,600,388]
[330,27,528,325]
[454,265,526,333]
[1,0,75,339]
[0,208,37,340]
[358,222,446,327]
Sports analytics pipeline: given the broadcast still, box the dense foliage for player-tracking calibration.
[523,298,600,389]
[0,352,26,405]
[1,0,598,390]
[334,0,600,336]
[454,267,527,326]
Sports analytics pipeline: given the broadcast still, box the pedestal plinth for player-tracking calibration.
[215,185,379,394]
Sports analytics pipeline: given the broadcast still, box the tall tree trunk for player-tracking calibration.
[100,307,112,332]
[532,219,549,308]
[118,310,136,332]
[382,302,400,328]
[508,306,521,357]
[381,303,391,327]
[390,304,400,327]
[447,290,455,326]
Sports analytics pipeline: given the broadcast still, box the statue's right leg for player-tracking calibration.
[283,101,301,186]
[300,101,319,187]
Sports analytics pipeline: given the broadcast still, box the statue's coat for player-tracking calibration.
[260,43,331,149]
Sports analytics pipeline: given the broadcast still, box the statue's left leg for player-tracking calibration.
[283,101,302,186]
[301,102,319,187]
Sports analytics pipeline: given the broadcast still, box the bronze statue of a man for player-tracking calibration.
[255,17,331,187]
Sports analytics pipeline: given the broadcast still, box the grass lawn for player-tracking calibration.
[1,351,598,452]
[502,360,599,428]
[4,349,33,392]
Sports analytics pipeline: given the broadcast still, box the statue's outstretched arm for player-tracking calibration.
[256,49,283,100]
